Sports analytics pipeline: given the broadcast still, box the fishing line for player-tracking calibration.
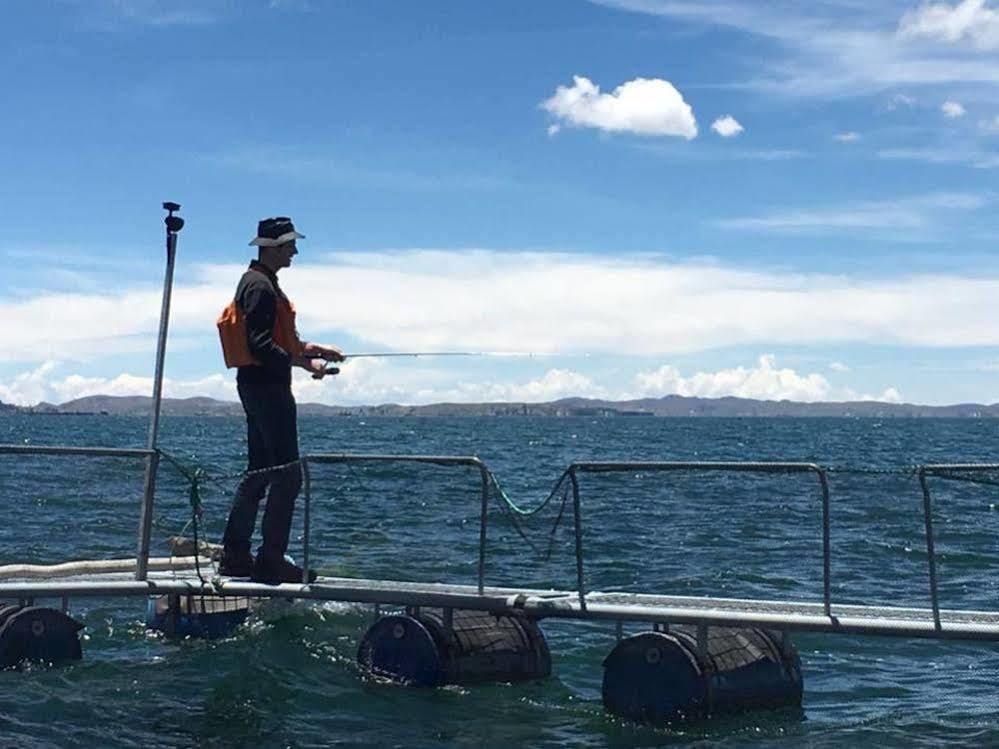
[317,350,569,376]
[343,351,549,359]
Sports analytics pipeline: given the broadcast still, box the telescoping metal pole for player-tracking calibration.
[136,202,184,581]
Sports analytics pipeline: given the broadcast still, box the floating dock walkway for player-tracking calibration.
[3,448,996,641]
[6,570,999,641]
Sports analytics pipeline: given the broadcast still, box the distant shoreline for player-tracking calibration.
[2,394,998,418]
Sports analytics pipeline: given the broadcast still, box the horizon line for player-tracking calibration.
[6,392,999,411]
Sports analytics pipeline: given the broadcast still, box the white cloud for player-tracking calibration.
[590,1,999,96]
[898,0,999,51]
[711,115,744,137]
[88,0,220,27]
[733,149,806,160]
[844,385,904,402]
[541,75,698,139]
[7,249,999,391]
[879,386,903,403]
[719,191,987,235]
[631,355,831,402]
[288,359,604,407]
[829,361,850,373]
[278,250,999,355]
[442,369,606,403]
[942,100,967,117]
[834,132,861,142]
[2,357,906,407]
[212,146,510,193]
[878,146,999,168]
[0,351,601,409]
[0,361,235,407]
[547,124,561,136]
[885,93,918,111]
[839,387,902,403]
[981,114,999,132]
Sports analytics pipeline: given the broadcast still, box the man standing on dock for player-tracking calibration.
[216,217,345,584]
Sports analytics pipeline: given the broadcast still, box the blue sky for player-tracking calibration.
[1,0,998,406]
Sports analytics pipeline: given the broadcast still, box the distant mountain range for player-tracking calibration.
[2,393,998,418]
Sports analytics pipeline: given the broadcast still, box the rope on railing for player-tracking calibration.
[487,469,573,560]
[157,451,211,585]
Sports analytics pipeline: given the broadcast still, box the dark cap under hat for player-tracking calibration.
[249,217,305,247]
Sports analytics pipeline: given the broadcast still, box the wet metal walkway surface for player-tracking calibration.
[4,570,999,641]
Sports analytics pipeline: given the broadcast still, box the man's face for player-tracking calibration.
[275,240,298,268]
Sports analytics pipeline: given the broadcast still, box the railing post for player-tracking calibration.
[918,467,942,630]
[817,467,832,617]
[478,461,489,594]
[302,457,312,584]
[136,203,183,581]
[569,466,586,611]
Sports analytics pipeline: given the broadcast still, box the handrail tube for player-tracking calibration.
[922,463,999,472]
[818,469,832,616]
[0,445,155,459]
[136,452,160,582]
[304,453,487,468]
[477,462,489,594]
[918,467,943,630]
[567,460,832,614]
[538,602,999,640]
[302,458,313,584]
[573,460,824,473]
[569,467,586,610]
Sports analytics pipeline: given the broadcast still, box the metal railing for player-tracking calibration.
[220,454,997,621]
[917,463,999,631]
[0,443,159,582]
[0,445,155,459]
[301,453,491,592]
[566,462,832,612]
[2,441,995,629]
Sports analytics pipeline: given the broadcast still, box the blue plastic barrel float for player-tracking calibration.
[602,625,803,723]
[146,594,250,639]
[0,604,84,669]
[357,608,551,687]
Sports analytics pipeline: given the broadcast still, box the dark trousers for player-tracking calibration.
[222,382,302,562]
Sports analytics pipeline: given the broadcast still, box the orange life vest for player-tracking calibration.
[217,293,304,369]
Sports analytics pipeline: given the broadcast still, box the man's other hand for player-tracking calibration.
[320,344,346,363]
[303,342,345,363]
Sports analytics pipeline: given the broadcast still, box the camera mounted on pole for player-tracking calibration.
[163,202,184,234]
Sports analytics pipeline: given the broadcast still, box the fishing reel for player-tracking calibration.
[310,363,340,380]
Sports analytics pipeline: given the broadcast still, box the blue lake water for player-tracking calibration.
[2,414,999,747]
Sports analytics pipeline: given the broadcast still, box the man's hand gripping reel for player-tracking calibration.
[312,365,340,379]
[310,353,342,379]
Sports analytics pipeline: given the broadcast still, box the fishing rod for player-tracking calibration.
[347,351,541,359]
[315,351,546,377]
